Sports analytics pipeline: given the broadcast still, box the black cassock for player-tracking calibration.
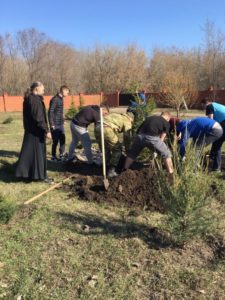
[15,94,49,180]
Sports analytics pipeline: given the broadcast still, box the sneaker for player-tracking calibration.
[60,152,68,161]
[75,153,88,162]
[108,167,118,178]
[38,177,54,184]
[44,177,54,184]
[210,169,221,173]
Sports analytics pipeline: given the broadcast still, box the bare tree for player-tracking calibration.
[82,44,148,93]
[162,71,197,117]
[0,36,6,93]
[200,20,225,92]
[149,48,197,116]
[82,45,121,93]
[17,28,48,83]
[2,33,28,94]
[38,41,84,94]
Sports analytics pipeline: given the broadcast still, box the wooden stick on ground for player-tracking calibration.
[24,174,76,205]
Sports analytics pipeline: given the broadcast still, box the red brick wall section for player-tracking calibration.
[4,90,225,112]
[0,96,4,112]
[0,94,105,112]
[64,95,80,109]
[4,96,24,112]
[80,94,102,106]
[103,93,119,107]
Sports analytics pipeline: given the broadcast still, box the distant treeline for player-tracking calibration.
[0,20,225,95]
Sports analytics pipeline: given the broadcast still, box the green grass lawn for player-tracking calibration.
[0,112,225,300]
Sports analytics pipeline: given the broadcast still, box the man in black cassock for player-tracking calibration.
[15,82,52,182]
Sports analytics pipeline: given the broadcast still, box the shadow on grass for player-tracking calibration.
[47,160,103,176]
[0,157,75,182]
[56,211,174,250]
[0,150,19,158]
[0,159,19,183]
[0,157,147,183]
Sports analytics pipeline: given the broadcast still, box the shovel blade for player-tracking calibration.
[103,178,109,190]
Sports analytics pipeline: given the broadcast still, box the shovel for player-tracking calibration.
[100,107,109,190]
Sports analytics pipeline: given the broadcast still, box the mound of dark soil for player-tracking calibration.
[68,167,163,212]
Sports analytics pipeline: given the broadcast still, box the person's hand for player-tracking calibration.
[182,156,186,162]
[153,152,158,159]
[177,132,182,141]
[46,132,52,140]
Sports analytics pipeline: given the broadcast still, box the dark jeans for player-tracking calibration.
[51,127,65,157]
[210,123,225,170]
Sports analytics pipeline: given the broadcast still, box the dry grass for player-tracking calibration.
[0,111,224,300]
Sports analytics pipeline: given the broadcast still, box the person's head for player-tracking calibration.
[169,117,180,132]
[100,103,110,115]
[30,82,45,96]
[201,98,212,109]
[161,111,171,122]
[59,85,70,97]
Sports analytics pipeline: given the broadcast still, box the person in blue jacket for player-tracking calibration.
[138,90,146,105]
[176,117,223,159]
[202,99,225,171]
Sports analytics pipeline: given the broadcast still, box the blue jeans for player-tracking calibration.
[210,123,225,170]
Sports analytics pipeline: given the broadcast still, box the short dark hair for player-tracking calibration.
[30,81,43,91]
[100,102,109,113]
[201,98,211,104]
[24,81,43,98]
[60,85,70,93]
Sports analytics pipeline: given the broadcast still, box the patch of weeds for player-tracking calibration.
[157,144,222,246]
[177,269,204,290]
[0,193,17,224]
[210,178,225,204]
[206,233,225,262]
[65,96,79,120]
[2,116,13,124]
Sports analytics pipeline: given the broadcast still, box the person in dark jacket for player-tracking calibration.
[68,105,108,163]
[48,85,70,161]
[15,82,52,182]
[124,112,174,182]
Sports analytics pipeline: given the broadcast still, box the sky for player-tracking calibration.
[1,0,225,54]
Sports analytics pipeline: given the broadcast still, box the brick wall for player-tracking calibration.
[2,90,224,112]
[0,92,119,112]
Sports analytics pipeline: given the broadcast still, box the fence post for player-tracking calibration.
[100,92,103,105]
[79,92,84,107]
[116,90,120,107]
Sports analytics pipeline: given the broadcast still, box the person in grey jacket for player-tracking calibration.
[48,85,70,161]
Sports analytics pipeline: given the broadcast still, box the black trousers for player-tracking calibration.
[51,127,65,157]
[15,132,47,180]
